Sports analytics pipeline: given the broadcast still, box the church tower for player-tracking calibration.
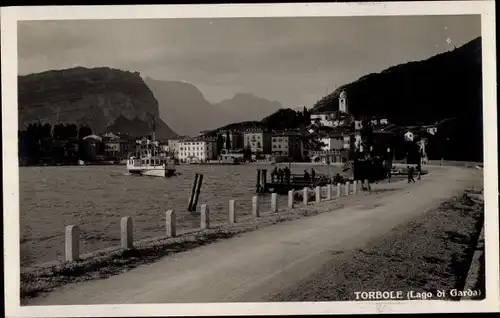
[339,90,348,113]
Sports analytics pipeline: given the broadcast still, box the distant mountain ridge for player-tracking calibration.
[312,37,482,125]
[18,67,177,139]
[144,77,283,136]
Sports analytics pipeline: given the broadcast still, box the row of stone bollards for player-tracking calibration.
[64,180,363,262]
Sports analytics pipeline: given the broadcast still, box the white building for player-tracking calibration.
[339,90,348,113]
[404,131,414,142]
[342,133,362,151]
[310,111,337,128]
[320,135,344,151]
[167,139,184,158]
[426,127,438,135]
[178,139,217,163]
[310,90,351,128]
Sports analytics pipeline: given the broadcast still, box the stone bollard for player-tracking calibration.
[288,190,294,209]
[65,224,80,262]
[326,184,332,200]
[166,209,176,237]
[271,193,278,212]
[352,181,357,194]
[252,195,260,217]
[344,183,350,196]
[315,186,321,204]
[303,187,309,205]
[336,183,341,197]
[201,204,210,229]
[229,199,236,224]
[121,216,134,249]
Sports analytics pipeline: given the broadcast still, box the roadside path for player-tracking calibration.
[25,166,481,305]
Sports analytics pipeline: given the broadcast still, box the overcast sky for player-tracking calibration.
[18,15,480,108]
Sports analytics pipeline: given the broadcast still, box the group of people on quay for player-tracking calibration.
[269,157,423,190]
[270,166,348,187]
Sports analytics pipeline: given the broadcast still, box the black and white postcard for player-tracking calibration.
[2,1,498,316]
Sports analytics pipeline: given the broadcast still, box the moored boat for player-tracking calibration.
[126,116,176,178]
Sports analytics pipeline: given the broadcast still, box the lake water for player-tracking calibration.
[19,163,343,267]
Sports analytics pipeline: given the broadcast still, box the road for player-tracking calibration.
[25,166,482,305]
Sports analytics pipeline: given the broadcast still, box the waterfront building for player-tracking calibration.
[102,133,136,160]
[219,149,245,163]
[218,129,244,151]
[271,131,303,161]
[159,142,169,153]
[178,138,217,163]
[243,128,271,154]
[167,137,190,159]
[82,134,104,160]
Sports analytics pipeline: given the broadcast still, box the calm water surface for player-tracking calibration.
[20,163,342,267]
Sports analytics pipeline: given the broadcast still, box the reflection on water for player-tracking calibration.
[20,163,342,267]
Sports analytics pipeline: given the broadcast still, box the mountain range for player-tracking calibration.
[143,78,282,136]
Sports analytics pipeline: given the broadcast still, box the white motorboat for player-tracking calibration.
[126,117,176,177]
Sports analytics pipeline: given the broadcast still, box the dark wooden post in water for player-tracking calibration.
[191,174,204,212]
[261,169,268,193]
[256,169,261,193]
[188,173,199,211]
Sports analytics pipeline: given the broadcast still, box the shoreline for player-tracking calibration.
[18,160,482,168]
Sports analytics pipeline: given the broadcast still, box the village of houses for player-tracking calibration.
[61,91,439,166]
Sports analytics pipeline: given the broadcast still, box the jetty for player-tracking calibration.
[256,168,333,194]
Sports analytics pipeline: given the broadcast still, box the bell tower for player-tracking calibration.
[339,90,348,113]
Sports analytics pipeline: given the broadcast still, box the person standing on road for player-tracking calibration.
[407,165,416,183]
[416,163,422,180]
[277,168,284,183]
[311,168,316,183]
[304,170,310,183]
[271,167,278,183]
[284,166,291,184]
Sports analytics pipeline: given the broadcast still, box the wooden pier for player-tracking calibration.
[256,169,333,194]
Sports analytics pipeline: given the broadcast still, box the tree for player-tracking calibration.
[67,124,78,139]
[53,124,63,139]
[78,126,93,140]
[225,131,231,150]
[216,134,224,155]
[302,106,311,125]
[360,117,374,157]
